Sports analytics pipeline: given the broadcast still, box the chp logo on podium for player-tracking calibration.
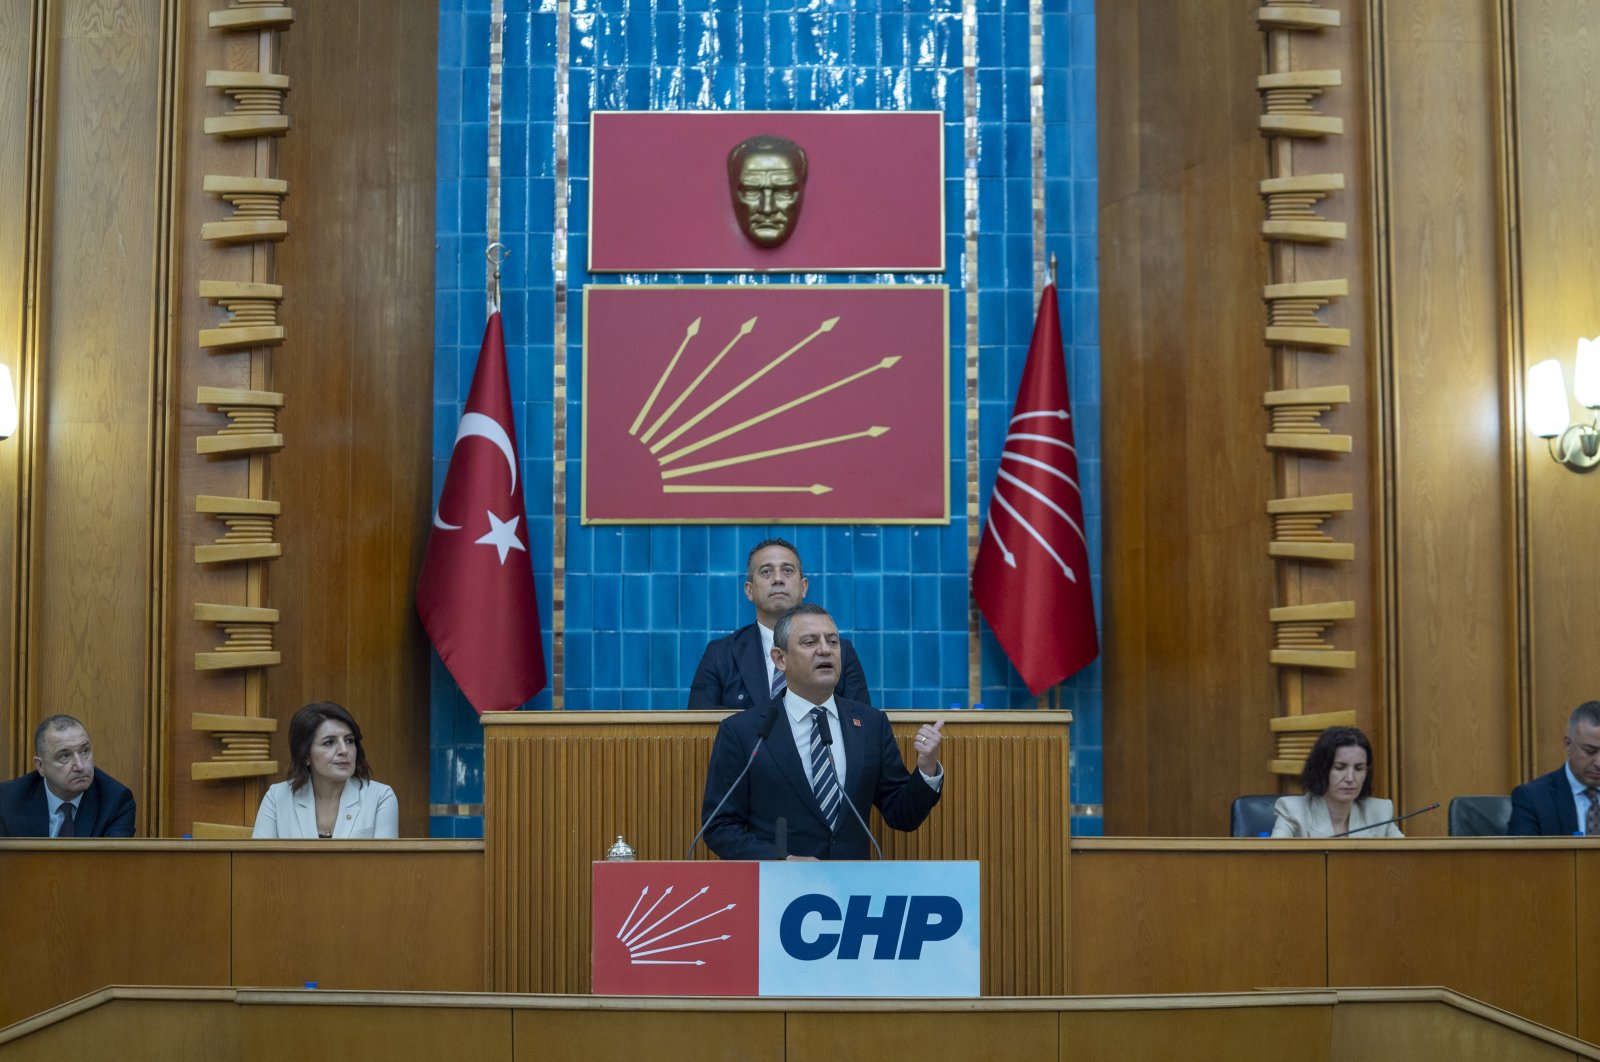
[592,861,980,997]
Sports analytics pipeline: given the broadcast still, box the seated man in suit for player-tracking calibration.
[688,538,872,709]
[0,714,136,837]
[1510,700,1600,836]
[699,603,944,860]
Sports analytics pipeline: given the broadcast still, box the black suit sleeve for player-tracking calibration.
[687,641,725,709]
[837,640,872,707]
[1508,781,1543,837]
[102,784,137,838]
[699,717,777,861]
[867,713,940,833]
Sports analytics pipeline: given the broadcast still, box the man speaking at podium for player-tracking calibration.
[699,603,944,860]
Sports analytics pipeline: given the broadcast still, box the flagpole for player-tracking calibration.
[1048,251,1057,288]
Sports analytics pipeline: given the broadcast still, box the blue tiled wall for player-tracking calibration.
[433,0,1101,839]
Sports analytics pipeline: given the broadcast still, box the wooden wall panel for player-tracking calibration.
[1099,0,1280,835]
[1062,1006,1333,1062]
[1332,1001,1582,1062]
[0,840,484,1025]
[0,0,34,776]
[1575,851,1600,1042]
[787,1011,1058,1062]
[239,1004,512,1060]
[0,850,231,1028]
[232,848,484,991]
[1326,849,1576,1032]
[1515,0,1600,776]
[1380,0,1519,826]
[17,0,170,826]
[0,999,240,1062]
[484,711,1070,996]
[1070,846,1327,995]
[518,1010,786,1062]
[264,0,436,837]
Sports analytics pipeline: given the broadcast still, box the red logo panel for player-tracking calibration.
[582,285,949,524]
[592,861,760,996]
[589,111,944,273]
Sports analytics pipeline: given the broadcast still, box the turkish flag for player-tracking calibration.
[972,284,1098,694]
[416,312,547,712]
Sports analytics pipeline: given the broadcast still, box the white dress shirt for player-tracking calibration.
[782,690,942,792]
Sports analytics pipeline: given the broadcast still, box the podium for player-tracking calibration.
[592,859,981,996]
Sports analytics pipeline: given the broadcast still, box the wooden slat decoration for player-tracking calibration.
[1268,492,1354,561]
[203,71,290,139]
[201,175,290,244]
[1269,601,1356,670]
[193,603,281,671]
[195,495,282,564]
[191,712,277,781]
[1257,69,1344,137]
[196,388,284,456]
[1268,709,1357,775]
[1257,2,1340,31]
[1260,174,1347,243]
[482,710,1071,996]
[198,281,285,350]
[1264,385,1352,453]
[1264,279,1350,347]
[209,3,296,32]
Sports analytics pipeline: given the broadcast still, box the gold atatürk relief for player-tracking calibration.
[728,135,807,248]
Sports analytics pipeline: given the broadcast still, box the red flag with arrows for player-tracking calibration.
[972,283,1098,694]
[416,312,548,712]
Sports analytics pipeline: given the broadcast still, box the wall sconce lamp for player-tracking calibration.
[1527,338,1600,471]
[0,365,16,441]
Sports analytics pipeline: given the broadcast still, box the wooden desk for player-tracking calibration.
[0,840,483,1027]
[1071,838,1599,1039]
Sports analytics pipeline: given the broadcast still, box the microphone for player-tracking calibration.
[818,719,883,860]
[774,817,788,861]
[686,701,784,860]
[1334,801,1441,837]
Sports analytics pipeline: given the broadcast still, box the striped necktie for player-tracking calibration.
[809,707,841,831]
[770,668,786,699]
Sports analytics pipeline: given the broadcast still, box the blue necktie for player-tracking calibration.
[58,802,76,838]
[770,668,786,699]
[809,707,841,831]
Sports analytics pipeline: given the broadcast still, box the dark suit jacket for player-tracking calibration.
[700,694,940,860]
[1509,767,1581,836]
[0,770,137,838]
[687,623,871,709]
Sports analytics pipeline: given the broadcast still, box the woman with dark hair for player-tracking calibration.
[1271,725,1401,838]
[251,702,398,839]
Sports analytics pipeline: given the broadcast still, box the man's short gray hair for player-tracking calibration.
[34,714,87,757]
[1569,702,1600,738]
[773,602,832,650]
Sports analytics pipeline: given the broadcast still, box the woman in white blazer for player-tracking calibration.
[252,701,399,839]
[1272,725,1402,839]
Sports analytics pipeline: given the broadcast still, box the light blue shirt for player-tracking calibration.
[42,784,84,838]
